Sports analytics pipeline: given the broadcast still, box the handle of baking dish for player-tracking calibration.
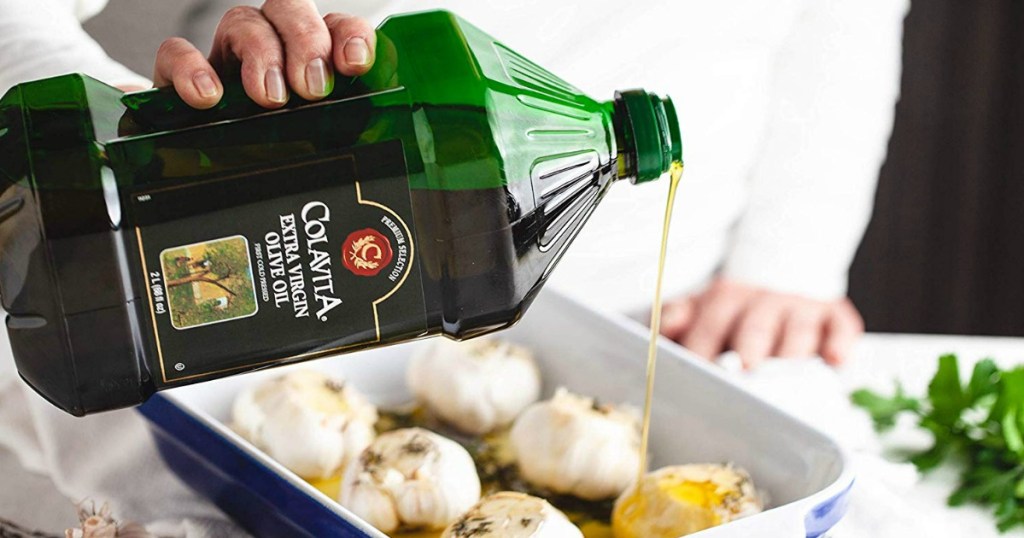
[803,478,854,538]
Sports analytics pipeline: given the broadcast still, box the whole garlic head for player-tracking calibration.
[612,464,763,538]
[509,388,641,500]
[442,492,583,538]
[231,369,378,480]
[407,338,541,435]
[339,427,482,533]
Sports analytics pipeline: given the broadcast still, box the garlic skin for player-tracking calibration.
[407,338,541,435]
[66,501,151,538]
[611,464,763,538]
[339,428,482,533]
[231,369,378,480]
[509,388,641,500]
[442,492,583,538]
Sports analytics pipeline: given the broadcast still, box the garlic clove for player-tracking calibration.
[509,388,641,500]
[394,479,459,529]
[407,338,541,435]
[230,383,265,442]
[340,428,482,533]
[260,401,349,479]
[611,464,763,538]
[442,492,583,538]
[344,478,400,533]
[342,419,376,466]
[230,370,378,480]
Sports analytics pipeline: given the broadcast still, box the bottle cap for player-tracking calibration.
[616,89,683,183]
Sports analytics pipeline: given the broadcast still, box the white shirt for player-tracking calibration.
[0,0,149,93]
[0,0,908,313]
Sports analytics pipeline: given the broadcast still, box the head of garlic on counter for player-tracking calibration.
[509,387,641,500]
[230,369,378,480]
[339,427,482,533]
[612,464,763,538]
[407,338,541,435]
[442,491,583,538]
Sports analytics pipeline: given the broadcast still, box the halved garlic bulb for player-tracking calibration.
[231,369,377,480]
[611,464,763,538]
[407,338,541,435]
[509,388,641,500]
[442,492,583,538]
[339,428,482,533]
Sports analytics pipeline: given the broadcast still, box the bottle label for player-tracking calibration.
[131,140,425,384]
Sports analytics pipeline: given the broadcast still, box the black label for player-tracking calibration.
[131,140,425,384]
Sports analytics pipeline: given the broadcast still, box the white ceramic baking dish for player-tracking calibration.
[141,289,853,537]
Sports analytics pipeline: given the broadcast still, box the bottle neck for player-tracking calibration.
[608,90,683,184]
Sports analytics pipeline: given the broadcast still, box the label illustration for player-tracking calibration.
[159,236,259,330]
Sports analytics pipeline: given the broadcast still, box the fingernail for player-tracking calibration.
[265,66,287,104]
[305,58,332,97]
[344,37,371,66]
[193,72,218,98]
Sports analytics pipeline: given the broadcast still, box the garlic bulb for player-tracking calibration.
[612,464,763,538]
[509,388,641,500]
[231,369,377,480]
[407,338,541,435]
[442,492,583,538]
[339,428,481,533]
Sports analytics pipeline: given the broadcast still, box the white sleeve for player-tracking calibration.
[0,0,151,96]
[720,0,909,300]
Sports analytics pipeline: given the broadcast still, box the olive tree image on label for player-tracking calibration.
[159,235,259,330]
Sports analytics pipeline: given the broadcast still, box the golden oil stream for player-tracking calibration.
[637,161,684,484]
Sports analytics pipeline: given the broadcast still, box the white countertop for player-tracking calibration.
[787,333,1024,538]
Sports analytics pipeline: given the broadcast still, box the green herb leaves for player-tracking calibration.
[850,383,919,431]
[929,354,968,426]
[852,354,1024,532]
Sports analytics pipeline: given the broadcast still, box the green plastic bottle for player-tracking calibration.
[0,10,681,415]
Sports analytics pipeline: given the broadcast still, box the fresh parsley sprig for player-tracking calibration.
[852,354,1024,532]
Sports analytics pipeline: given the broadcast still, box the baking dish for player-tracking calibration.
[140,289,853,537]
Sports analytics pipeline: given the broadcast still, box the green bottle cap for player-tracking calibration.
[616,89,683,183]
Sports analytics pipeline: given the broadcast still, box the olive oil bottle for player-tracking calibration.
[0,10,681,416]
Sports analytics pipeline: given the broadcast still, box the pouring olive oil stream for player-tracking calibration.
[638,160,685,483]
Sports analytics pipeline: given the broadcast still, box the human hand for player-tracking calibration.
[660,278,864,368]
[152,0,376,109]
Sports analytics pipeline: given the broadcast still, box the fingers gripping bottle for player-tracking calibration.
[0,10,682,415]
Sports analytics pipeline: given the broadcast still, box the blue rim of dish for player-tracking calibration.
[805,478,854,538]
[138,393,375,537]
